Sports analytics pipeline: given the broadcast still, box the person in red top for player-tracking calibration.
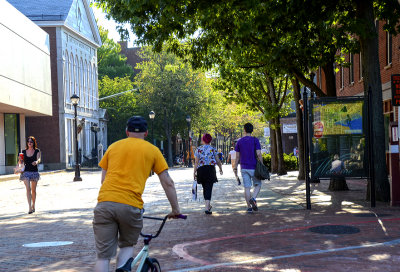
[93,116,181,272]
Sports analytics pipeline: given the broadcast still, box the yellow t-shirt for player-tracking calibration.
[97,137,168,209]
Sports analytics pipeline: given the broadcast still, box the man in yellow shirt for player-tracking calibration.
[93,116,181,272]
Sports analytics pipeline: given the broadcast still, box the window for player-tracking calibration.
[4,114,20,166]
[318,67,322,88]
[386,30,392,66]
[359,53,363,81]
[340,65,344,89]
[349,53,354,84]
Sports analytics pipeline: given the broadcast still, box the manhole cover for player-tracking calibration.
[309,225,360,234]
[353,213,391,217]
[23,241,73,248]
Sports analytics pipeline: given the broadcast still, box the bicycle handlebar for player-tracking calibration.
[140,214,187,239]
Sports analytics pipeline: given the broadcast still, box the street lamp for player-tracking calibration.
[71,94,82,181]
[91,123,100,165]
[149,111,155,145]
[186,115,192,167]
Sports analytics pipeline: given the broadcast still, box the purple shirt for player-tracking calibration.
[235,136,261,170]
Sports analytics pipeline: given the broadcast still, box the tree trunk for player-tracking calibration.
[274,118,287,175]
[329,177,349,191]
[270,125,278,173]
[292,78,305,180]
[356,0,390,202]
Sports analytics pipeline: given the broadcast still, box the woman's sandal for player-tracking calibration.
[204,205,212,215]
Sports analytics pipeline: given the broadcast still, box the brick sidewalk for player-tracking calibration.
[0,166,399,271]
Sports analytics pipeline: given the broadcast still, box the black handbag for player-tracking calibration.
[253,137,270,180]
[255,160,270,180]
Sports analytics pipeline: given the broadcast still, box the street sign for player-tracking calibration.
[391,74,400,106]
[313,121,324,139]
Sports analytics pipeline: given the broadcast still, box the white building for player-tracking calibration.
[7,0,106,170]
[0,0,52,174]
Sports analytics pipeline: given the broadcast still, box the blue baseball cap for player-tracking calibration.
[126,116,148,132]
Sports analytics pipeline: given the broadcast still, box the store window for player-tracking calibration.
[4,114,20,166]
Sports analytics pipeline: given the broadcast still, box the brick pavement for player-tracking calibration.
[1,166,400,271]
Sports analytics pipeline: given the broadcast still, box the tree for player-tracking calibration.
[98,76,138,144]
[134,46,210,166]
[94,0,400,200]
[97,26,133,80]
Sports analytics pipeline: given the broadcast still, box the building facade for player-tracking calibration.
[0,0,52,174]
[316,20,399,183]
[8,0,106,170]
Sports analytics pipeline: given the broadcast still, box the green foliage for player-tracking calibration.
[262,152,298,171]
[98,76,137,144]
[97,26,133,80]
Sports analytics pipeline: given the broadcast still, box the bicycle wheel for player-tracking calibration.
[141,257,161,272]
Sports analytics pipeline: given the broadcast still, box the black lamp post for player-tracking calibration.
[71,94,82,181]
[91,123,100,165]
[149,111,155,145]
[186,115,192,167]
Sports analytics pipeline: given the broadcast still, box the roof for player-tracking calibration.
[6,0,74,21]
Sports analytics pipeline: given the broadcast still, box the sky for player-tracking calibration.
[91,5,136,47]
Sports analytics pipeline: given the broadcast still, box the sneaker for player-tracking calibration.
[246,207,253,213]
[236,177,241,186]
[205,210,212,215]
[249,198,258,211]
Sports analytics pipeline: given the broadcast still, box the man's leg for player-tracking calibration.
[241,169,253,210]
[94,259,110,272]
[116,247,134,268]
[252,183,262,199]
[244,187,252,207]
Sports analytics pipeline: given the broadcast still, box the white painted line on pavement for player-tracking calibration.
[169,238,400,272]
[23,241,73,247]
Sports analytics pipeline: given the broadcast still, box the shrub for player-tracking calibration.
[262,152,298,171]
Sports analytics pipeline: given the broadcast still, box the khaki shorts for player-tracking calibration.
[231,159,236,168]
[93,201,143,259]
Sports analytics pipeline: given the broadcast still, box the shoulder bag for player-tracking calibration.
[253,137,270,180]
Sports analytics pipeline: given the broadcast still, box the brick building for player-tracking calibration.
[316,20,399,184]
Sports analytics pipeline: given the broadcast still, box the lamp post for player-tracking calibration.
[149,111,155,145]
[186,115,192,167]
[71,94,82,181]
[91,123,100,165]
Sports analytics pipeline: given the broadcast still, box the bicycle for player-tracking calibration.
[116,214,187,272]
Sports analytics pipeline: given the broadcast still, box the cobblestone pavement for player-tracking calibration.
[1,166,400,271]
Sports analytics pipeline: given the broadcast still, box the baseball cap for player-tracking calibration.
[126,116,148,132]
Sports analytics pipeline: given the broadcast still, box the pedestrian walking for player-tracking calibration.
[233,123,263,213]
[19,136,41,214]
[193,133,223,215]
[93,116,181,272]
[228,147,241,185]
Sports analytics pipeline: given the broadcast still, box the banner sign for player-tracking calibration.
[392,74,400,106]
[309,97,367,178]
[283,123,297,134]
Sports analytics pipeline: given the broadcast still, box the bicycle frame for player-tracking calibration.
[119,214,186,272]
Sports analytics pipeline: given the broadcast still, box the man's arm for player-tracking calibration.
[233,151,240,172]
[158,170,181,218]
[256,150,263,162]
[101,169,107,184]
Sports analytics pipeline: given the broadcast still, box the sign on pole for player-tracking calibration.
[391,74,400,106]
[309,97,367,178]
